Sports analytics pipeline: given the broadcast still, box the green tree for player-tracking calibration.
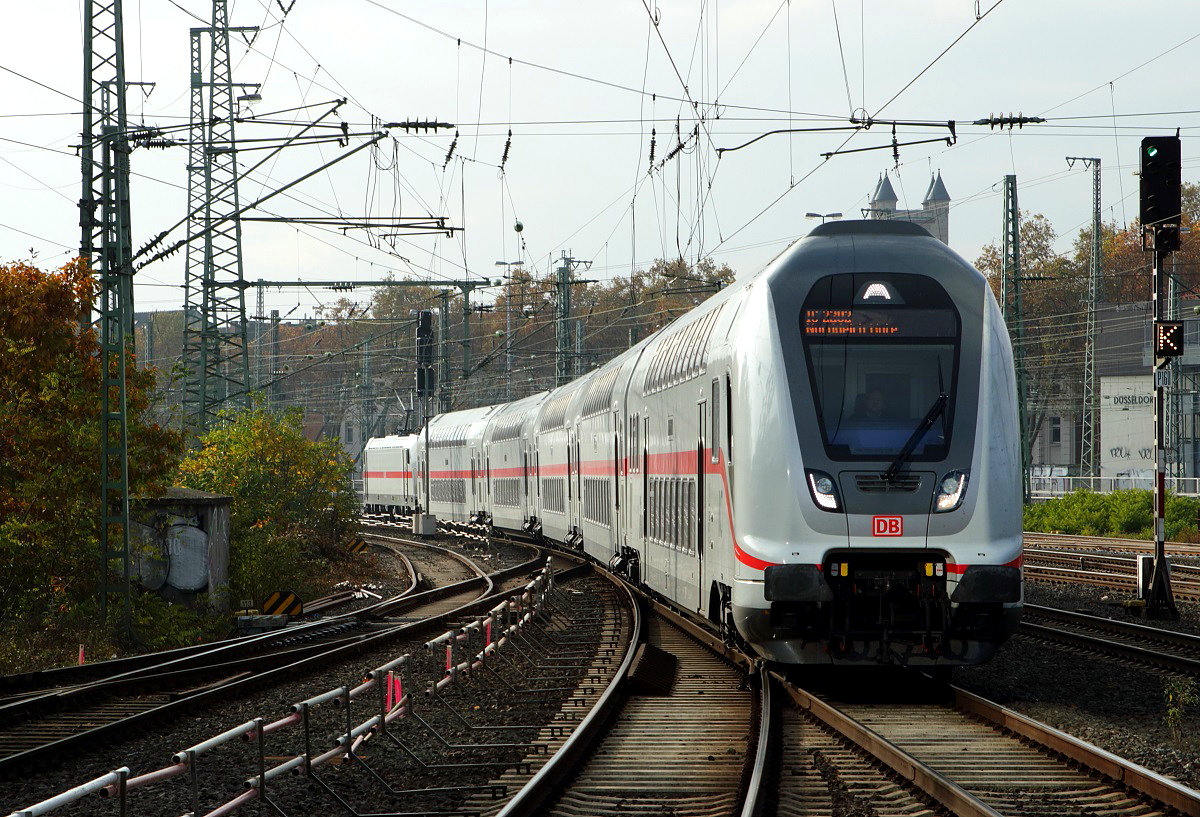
[177,402,360,603]
[0,259,182,667]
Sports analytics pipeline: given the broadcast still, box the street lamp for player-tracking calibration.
[806,211,843,223]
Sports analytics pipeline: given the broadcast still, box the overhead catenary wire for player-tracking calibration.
[9,1,1200,332]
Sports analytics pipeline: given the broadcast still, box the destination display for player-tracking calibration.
[802,307,957,338]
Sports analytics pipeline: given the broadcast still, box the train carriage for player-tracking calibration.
[622,292,735,616]
[573,354,644,568]
[530,378,591,547]
[364,220,1023,667]
[421,404,502,523]
[726,220,1023,664]
[482,391,549,535]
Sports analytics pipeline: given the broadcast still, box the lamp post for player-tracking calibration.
[806,211,843,224]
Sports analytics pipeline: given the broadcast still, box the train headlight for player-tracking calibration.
[806,470,842,512]
[934,469,969,512]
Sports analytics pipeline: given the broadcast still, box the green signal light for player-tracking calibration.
[1147,145,1160,158]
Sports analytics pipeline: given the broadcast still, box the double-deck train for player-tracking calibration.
[363,220,1024,666]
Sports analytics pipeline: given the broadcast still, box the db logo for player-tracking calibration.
[873,516,903,536]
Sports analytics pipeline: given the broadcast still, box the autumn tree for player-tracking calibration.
[976,213,1086,452]
[176,401,360,603]
[975,184,1200,470]
[0,260,182,667]
[348,258,735,419]
[1094,182,1200,303]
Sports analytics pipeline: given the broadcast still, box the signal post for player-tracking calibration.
[1143,135,1182,620]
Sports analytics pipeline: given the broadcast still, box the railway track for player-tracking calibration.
[15,528,1200,817]
[770,676,1200,816]
[496,603,758,817]
[1025,531,1200,559]
[1024,533,1200,601]
[482,585,1200,817]
[1021,603,1200,675]
[0,536,542,777]
[7,556,616,817]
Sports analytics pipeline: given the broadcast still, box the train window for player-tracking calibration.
[643,416,649,472]
[675,479,683,550]
[801,273,960,462]
[628,414,639,474]
[649,479,658,542]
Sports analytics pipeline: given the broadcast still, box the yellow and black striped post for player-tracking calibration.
[261,590,303,616]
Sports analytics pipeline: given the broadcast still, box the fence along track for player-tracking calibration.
[7,561,571,817]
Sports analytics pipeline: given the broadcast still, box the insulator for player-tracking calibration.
[501,129,512,168]
[648,128,656,166]
[444,131,458,169]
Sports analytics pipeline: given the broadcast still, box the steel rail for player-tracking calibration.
[1022,603,1200,675]
[953,686,1200,816]
[493,575,641,817]
[775,674,1005,817]
[0,552,553,775]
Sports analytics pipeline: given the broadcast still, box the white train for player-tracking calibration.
[364,220,1024,666]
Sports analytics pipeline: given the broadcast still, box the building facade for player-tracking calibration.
[866,171,951,245]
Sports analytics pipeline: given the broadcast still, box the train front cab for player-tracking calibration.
[362,434,419,517]
[729,221,1023,667]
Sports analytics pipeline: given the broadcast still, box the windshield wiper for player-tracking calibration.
[882,393,948,482]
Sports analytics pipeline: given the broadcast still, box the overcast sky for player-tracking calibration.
[2,1,1198,327]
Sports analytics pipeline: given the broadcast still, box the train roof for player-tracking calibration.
[807,219,932,238]
[363,434,420,450]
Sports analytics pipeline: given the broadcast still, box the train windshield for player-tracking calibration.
[800,273,960,462]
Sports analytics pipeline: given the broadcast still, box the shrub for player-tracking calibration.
[1026,489,1200,541]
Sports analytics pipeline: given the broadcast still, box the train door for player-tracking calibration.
[522,446,529,517]
[574,433,583,542]
[470,452,477,511]
[404,449,412,511]
[565,429,574,539]
[641,414,649,541]
[697,399,707,610]
[613,410,621,552]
